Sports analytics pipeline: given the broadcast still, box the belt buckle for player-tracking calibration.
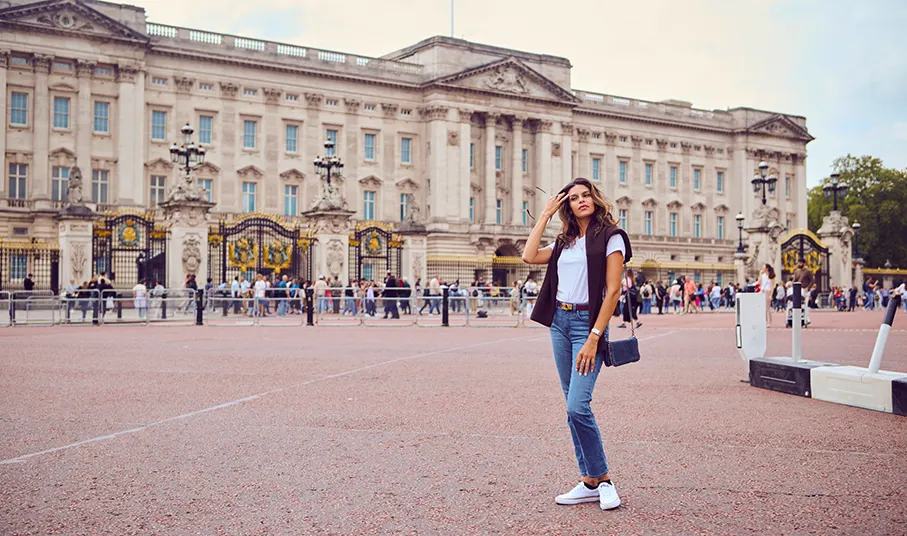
[559,302,574,311]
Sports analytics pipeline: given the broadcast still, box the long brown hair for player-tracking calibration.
[556,178,618,246]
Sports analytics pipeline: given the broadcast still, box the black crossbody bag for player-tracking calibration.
[602,319,640,367]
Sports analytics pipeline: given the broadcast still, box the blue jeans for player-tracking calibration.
[549,307,608,479]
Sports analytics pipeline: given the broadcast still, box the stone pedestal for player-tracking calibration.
[55,206,95,286]
[744,204,785,279]
[158,199,215,289]
[400,225,427,285]
[817,210,855,288]
[303,208,355,283]
[853,257,865,290]
[734,251,746,286]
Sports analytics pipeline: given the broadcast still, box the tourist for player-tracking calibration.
[710,282,721,311]
[383,273,400,319]
[618,268,641,329]
[670,280,681,313]
[521,177,627,510]
[760,263,776,326]
[655,281,666,314]
[253,273,267,317]
[77,281,91,321]
[133,279,148,320]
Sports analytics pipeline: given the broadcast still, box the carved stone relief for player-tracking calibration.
[447,130,460,146]
[326,239,345,279]
[71,242,87,281]
[181,234,202,276]
[483,65,528,94]
[412,252,425,281]
[551,142,561,157]
[220,82,239,98]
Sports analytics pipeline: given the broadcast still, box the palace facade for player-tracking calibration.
[0,0,813,287]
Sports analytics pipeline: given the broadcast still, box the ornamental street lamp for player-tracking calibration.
[852,221,861,258]
[169,122,207,176]
[313,138,344,185]
[823,173,848,212]
[751,160,777,205]
[736,212,746,253]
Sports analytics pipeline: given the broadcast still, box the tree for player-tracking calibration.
[808,155,907,268]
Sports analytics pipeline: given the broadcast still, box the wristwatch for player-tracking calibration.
[590,327,602,337]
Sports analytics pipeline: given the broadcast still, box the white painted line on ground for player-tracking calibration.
[0,334,548,465]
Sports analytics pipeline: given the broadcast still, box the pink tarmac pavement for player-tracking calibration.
[1,310,905,535]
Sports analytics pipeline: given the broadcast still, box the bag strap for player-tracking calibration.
[630,319,636,339]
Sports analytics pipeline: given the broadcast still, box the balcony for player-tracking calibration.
[1,198,34,209]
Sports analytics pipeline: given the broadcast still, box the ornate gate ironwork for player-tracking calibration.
[0,239,60,292]
[348,224,403,283]
[207,214,314,284]
[92,211,167,288]
[781,230,830,292]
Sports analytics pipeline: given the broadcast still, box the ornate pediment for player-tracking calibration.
[641,198,658,208]
[713,203,729,214]
[691,202,707,212]
[615,196,632,207]
[144,157,173,171]
[0,0,149,42]
[279,168,305,182]
[744,114,815,142]
[470,181,483,193]
[428,57,578,104]
[667,200,683,210]
[395,177,419,193]
[359,175,382,188]
[49,147,76,159]
[196,162,220,174]
[237,165,264,179]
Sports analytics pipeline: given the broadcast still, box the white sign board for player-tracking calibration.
[736,293,767,362]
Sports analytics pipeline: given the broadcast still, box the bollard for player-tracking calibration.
[92,297,98,325]
[441,286,450,327]
[792,282,802,362]
[65,298,71,323]
[305,287,314,326]
[161,295,168,319]
[868,294,900,374]
[9,294,15,323]
[117,295,123,319]
[196,289,204,326]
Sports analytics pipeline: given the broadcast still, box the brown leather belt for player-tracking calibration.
[557,301,589,311]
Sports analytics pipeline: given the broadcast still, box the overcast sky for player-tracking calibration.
[131,0,906,187]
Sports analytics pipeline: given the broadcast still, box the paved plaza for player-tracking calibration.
[1,311,905,535]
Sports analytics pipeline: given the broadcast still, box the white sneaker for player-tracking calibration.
[555,482,600,505]
[598,481,621,510]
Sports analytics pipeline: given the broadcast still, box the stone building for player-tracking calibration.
[0,0,814,290]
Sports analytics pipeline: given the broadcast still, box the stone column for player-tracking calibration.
[735,251,746,285]
[561,122,574,182]
[853,257,864,290]
[75,61,94,174]
[306,93,324,213]
[794,153,808,229]
[56,210,95,286]
[423,105,450,228]
[116,65,139,205]
[33,55,52,200]
[534,120,553,219]
[0,51,8,197]
[341,97,360,214]
[510,115,524,225]
[483,112,500,224]
[263,88,283,211]
[458,109,472,223]
[158,199,215,289]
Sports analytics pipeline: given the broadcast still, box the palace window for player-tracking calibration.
[469,197,475,223]
[242,182,256,213]
[53,97,70,129]
[364,133,376,160]
[645,211,653,235]
[717,170,725,193]
[326,129,338,156]
[284,185,298,216]
[592,158,601,180]
[619,161,627,184]
[693,168,701,191]
[619,209,628,230]
[364,103,376,111]
[786,176,791,198]
[91,169,109,204]
[285,94,299,102]
[496,199,503,225]
[670,166,678,188]
[93,102,109,133]
[244,88,258,97]
[286,124,298,153]
[10,92,28,126]
[670,212,678,237]
[8,163,27,199]
[150,175,166,206]
[522,148,528,173]
[363,191,376,220]
[399,193,408,222]
[243,120,257,149]
[694,214,702,238]
[199,115,213,144]
[717,216,725,239]
[199,83,213,91]
[199,179,213,203]
[401,137,412,164]
[151,110,166,141]
[522,201,529,225]
[495,146,502,171]
[325,98,338,106]
[645,163,653,186]
[469,143,475,169]
[51,166,69,201]
[151,76,167,86]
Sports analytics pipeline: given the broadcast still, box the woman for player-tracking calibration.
[522,177,630,511]
[760,263,776,326]
[618,269,641,329]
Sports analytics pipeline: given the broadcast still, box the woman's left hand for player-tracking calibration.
[576,338,598,376]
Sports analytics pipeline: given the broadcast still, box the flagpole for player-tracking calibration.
[450,0,454,37]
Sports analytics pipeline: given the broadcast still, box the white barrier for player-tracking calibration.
[736,292,766,380]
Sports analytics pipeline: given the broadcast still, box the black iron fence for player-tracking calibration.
[0,239,60,293]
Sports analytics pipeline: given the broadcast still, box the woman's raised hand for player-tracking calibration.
[542,192,566,220]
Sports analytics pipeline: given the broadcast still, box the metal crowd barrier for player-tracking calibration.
[0,291,10,327]
[59,288,100,326]
[9,290,56,327]
[465,288,522,328]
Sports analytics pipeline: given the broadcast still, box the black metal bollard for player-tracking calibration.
[161,295,168,319]
[92,297,98,325]
[442,286,450,327]
[9,293,15,323]
[223,296,229,316]
[117,295,123,319]
[196,289,204,326]
[305,287,314,326]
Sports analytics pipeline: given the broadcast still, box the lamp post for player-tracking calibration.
[169,122,207,180]
[852,221,860,258]
[313,138,344,185]
[751,160,777,205]
[823,173,848,212]
[736,212,745,254]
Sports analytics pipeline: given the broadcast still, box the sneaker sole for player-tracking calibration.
[600,498,621,510]
[555,496,599,505]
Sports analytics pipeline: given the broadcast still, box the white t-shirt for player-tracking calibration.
[760,273,773,295]
[254,280,267,298]
[132,283,147,300]
[544,234,626,304]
